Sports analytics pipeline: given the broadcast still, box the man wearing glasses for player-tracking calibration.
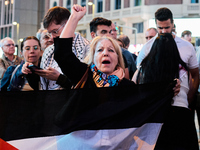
[0,37,23,80]
[39,6,89,90]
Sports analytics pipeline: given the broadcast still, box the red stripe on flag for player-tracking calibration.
[0,138,18,150]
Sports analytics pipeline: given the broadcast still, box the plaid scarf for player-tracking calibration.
[40,32,90,90]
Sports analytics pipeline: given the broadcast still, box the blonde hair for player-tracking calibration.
[85,36,125,71]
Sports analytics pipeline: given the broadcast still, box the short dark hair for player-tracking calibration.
[155,7,173,23]
[43,6,71,29]
[89,17,112,33]
[118,34,130,48]
[181,30,192,37]
[21,36,41,52]
[117,38,125,48]
[172,24,176,33]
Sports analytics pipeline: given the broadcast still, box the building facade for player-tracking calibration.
[45,0,200,45]
[0,0,200,54]
[0,0,45,55]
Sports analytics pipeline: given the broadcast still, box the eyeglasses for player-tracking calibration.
[4,44,15,47]
[24,45,39,50]
[47,23,65,37]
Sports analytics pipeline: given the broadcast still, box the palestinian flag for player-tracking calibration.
[0,81,175,150]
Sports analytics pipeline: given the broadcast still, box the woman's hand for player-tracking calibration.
[60,4,86,38]
[173,79,180,96]
[34,67,60,81]
[72,4,87,21]
[22,62,33,74]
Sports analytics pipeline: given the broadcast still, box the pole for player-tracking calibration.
[92,4,95,18]
[115,23,137,45]
[17,23,19,48]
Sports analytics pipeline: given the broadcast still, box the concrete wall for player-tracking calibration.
[145,0,182,5]
[13,0,45,47]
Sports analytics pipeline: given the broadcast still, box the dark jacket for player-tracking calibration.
[121,48,137,79]
[1,62,40,91]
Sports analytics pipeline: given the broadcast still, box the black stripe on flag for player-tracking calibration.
[0,81,175,142]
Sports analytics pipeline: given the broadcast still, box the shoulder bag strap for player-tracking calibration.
[73,67,89,89]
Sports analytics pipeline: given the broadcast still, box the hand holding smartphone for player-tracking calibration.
[27,64,43,72]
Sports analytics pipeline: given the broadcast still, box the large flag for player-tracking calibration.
[0,81,175,150]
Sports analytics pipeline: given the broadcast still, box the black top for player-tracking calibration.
[54,38,135,88]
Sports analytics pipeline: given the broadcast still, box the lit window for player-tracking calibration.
[1,28,3,39]
[81,0,86,7]
[97,0,103,13]
[9,26,12,37]
[134,0,141,6]
[5,27,7,37]
[66,0,71,11]
[191,0,199,3]
[0,0,14,43]
[115,0,121,10]
[132,22,143,34]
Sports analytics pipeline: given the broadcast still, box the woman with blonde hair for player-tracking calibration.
[54,4,181,90]
[54,33,131,88]
[53,5,136,89]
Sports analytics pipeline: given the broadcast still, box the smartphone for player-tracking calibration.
[27,64,42,72]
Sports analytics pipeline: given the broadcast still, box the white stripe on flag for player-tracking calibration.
[8,123,162,150]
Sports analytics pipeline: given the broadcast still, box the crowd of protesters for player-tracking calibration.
[0,4,199,149]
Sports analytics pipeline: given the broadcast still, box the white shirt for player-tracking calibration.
[136,34,198,108]
[196,46,200,92]
[137,34,198,69]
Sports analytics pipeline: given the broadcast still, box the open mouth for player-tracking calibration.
[102,60,110,64]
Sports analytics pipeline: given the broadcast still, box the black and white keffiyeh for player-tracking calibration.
[40,32,90,90]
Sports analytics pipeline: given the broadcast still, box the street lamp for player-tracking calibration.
[88,1,95,18]
[5,0,9,5]
[12,21,19,47]
[19,38,23,42]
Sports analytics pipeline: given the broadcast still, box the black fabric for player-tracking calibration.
[54,37,88,86]
[0,81,175,142]
[26,71,40,91]
[121,48,137,79]
[56,74,72,89]
[122,55,128,68]
[154,106,199,150]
